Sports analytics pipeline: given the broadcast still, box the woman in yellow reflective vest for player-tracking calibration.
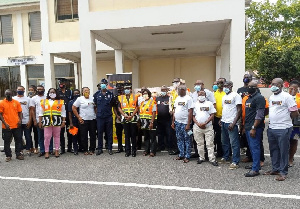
[139,88,157,157]
[38,88,66,159]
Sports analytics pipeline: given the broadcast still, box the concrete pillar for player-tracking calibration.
[80,31,97,94]
[230,16,245,91]
[20,65,28,94]
[115,50,124,74]
[44,53,56,91]
[220,43,230,80]
[216,56,221,80]
[16,13,24,56]
[132,59,139,89]
[74,63,79,89]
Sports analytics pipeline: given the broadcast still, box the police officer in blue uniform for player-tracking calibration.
[94,78,117,155]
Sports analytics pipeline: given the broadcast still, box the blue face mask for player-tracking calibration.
[243,78,250,83]
[213,85,218,92]
[124,89,131,95]
[194,85,201,92]
[100,84,107,90]
[17,91,24,96]
[161,92,167,96]
[223,87,230,94]
[270,85,280,93]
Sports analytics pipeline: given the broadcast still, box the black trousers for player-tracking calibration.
[115,122,123,150]
[60,119,72,151]
[157,118,171,150]
[79,119,97,152]
[123,122,137,154]
[213,116,223,157]
[143,129,157,154]
[3,128,22,157]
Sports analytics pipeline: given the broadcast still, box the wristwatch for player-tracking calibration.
[251,125,256,130]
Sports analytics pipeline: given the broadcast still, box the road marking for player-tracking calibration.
[0,176,300,200]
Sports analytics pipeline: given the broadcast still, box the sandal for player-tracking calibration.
[143,152,149,156]
[263,170,280,175]
[149,153,155,157]
[84,152,89,155]
[275,175,287,181]
[183,158,190,163]
[89,151,94,155]
[175,156,183,160]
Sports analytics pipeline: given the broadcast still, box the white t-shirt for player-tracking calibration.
[38,99,66,117]
[221,91,242,123]
[269,91,296,129]
[193,100,216,127]
[192,89,216,104]
[29,95,46,122]
[174,95,194,124]
[73,96,96,120]
[13,96,31,124]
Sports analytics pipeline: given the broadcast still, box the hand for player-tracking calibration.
[199,123,206,129]
[228,123,235,131]
[4,123,10,129]
[149,123,153,130]
[78,117,84,124]
[126,116,133,122]
[17,121,21,128]
[124,114,129,119]
[61,122,66,128]
[250,129,256,138]
[26,121,32,129]
[38,122,42,129]
[185,124,190,131]
[69,123,74,129]
[33,120,37,127]
[117,115,121,121]
[218,120,222,127]
[171,123,175,130]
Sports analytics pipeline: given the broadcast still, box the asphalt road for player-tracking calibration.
[0,124,299,208]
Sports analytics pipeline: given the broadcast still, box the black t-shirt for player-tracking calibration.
[245,92,266,130]
[237,86,260,99]
[156,96,171,120]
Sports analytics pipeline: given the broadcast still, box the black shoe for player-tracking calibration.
[96,150,103,156]
[74,152,78,155]
[67,149,74,153]
[108,150,113,155]
[60,150,66,154]
[115,149,124,153]
[38,152,45,157]
[191,153,200,158]
[245,170,260,177]
[1,149,4,152]
[132,153,136,157]
[211,161,219,166]
[245,165,261,170]
[125,153,130,157]
[197,159,204,164]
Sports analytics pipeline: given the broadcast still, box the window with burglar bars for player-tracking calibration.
[56,0,78,21]
[29,12,42,41]
[0,14,13,44]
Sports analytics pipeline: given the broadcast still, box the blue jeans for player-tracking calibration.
[267,127,292,176]
[175,121,191,159]
[221,122,240,164]
[21,124,32,150]
[246,128,263,172]
[37,126,53,153]
[97,117,113,150]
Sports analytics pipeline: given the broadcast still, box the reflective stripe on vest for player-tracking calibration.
[41,99,63,126]
[118,94,136,113]
[140,98,157,119]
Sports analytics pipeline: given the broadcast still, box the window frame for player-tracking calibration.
[28,11,42,42]
[0,14,14,44]
[55,0,79,23]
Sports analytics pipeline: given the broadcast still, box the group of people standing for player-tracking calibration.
[0,75,299,181]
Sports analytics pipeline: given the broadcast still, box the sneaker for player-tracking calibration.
[219,158,230,164]
[229,163,239,170]
[16,155,24,160]
[5,157,11,162]
[211,161,219,166]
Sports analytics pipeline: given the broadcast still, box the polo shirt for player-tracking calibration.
[0,99,22,129]
[214,90,226,118]
[244,92,266,130]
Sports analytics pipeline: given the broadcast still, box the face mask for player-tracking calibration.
[100,84,106,90]
[124,89,131,95]
[248,87,256,95]
[37,90,44,96]
[161,92,167,96]
[5,95,12,100]
[213,85,218,92]
[17,91,24,96]
[143,94,149,100]
[198,96,206,102]
[243,78,250,83]
[49,93,56,99]
[84,92,90,97]
[270,85,280,93]
[28,91,34,97]
[59,84,65,89]
[173,82,179,88]
[223,87,230,94]
[194,85,201,92]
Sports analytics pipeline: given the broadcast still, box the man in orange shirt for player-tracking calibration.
[0,89,23,162]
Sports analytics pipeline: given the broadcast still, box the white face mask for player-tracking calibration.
[173,82,179,88]
[143,94,149,100]
[49,93,56,99]
[198,96,206,102]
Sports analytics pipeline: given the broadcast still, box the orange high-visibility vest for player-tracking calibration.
[40,99,63,127]
[140,98,157,120]
[242,95,269,125]
[118,94,137,114]
[296,93,300,108]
